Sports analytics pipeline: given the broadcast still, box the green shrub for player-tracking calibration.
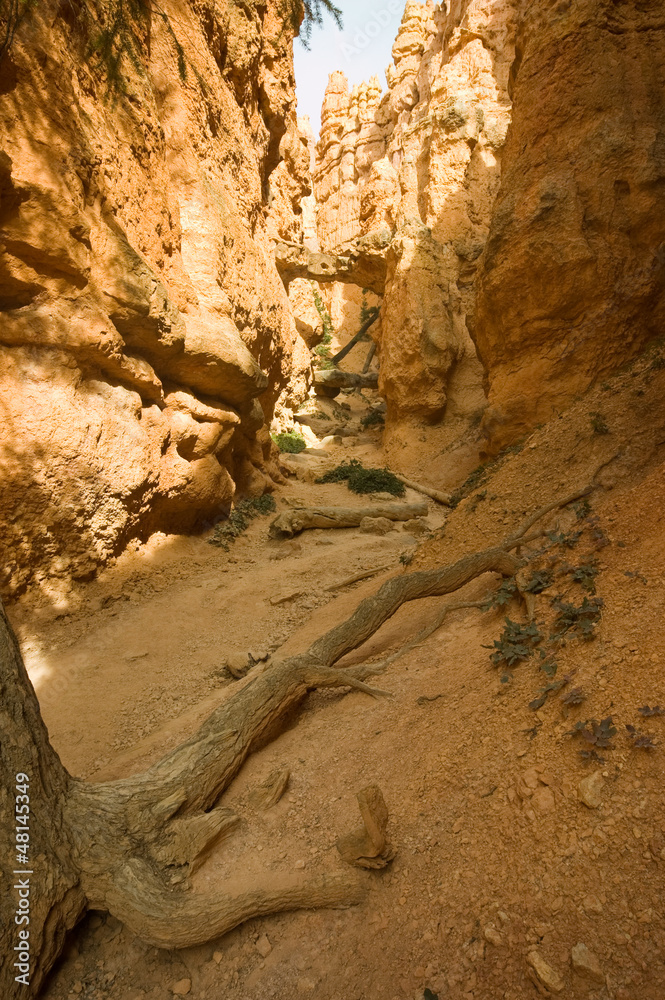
[485,618,543,669]
[272,430,307,454]
[208,495,277,549]
[316,459,405,496]
[589,412,610,435]
[360,410,385,428]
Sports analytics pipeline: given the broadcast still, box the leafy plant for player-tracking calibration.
[638,705,665,717]
[626,725,656,749]
[551,596,603,641]
[208,495,277,549]
[568,716,617,748]
[546,528,582,549]
[539,656,558,678]
[359,290,376,328]
[481,578,518,611]
[361,410,385,428]
[486,618,543,668]
[272,430,307,454]
[310,281,333,344]
[316,459,405,497]
[579,749,605,764]
[560,686,586,706]
[523,569,553,594]
[281,0,343,47]
[589,412,610,435]
[572,498,592,520]
[569,561,599,593]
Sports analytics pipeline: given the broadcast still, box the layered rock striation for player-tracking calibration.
[313,0,665,457]
[312,0,519,465]
[0,0,310,596]
[474,0,665,449]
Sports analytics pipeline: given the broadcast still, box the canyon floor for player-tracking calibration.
[7,345,665,1000]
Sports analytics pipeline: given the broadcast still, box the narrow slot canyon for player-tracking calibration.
[1,2,665,999]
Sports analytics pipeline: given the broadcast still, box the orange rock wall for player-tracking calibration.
[0,0,310,596]
[473,0,665,451]
[312,0,519,474]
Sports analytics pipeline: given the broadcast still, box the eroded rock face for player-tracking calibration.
[312,0,519,470]
[473,0,665,452]
[0,0,310,595]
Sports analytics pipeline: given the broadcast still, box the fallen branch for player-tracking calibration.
[269,501,428,539]
[0,486,595,994]
[325,564,393,592]
[330,309,379,364]
[362,341,377,373]
[393,473,453,507]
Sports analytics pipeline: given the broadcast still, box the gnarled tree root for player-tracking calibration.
[0,486,592,997]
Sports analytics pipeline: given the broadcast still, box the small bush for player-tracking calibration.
[208,495,277,549]
[361,410,385,428]
[272,430,307,454]
[550,596,603,641]
[486,618,543,668]
[569,561,599,593]
[589,412,610,435]
[317,459,405,496]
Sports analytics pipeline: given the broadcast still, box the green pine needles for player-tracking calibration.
[281,0,343,48]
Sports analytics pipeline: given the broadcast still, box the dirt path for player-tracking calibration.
[9,354,665,1000]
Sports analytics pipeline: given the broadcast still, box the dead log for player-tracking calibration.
[314,369,379,391]
[393,473,453,506]
[269,501,428,538]
[329,309,379,364]
[362,341,377,373]
[0,486,592,997]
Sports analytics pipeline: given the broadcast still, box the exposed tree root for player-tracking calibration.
[0,487,594,996]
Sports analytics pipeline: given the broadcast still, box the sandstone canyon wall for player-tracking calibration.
[312,0,665,461]
[0,0,311,597]
[312,0,519,470]
[473,0,665,450]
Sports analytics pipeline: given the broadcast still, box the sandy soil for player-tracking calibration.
[8,350,665,1000]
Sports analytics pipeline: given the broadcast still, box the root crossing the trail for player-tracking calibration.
[0,487,592,998]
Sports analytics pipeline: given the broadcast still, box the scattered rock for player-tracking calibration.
[255,934,272,958]
[578,770,604,809]
[571,942,604,983]
[212,951,223,964]
[225,652,250,678]
[483,924,503,946]
[402,518,430,536]
[320,435,343,446]
[248,648,270,663]
[269,589,306,605]
[172,980,192,996]
[359,516,395,535]
[527,951,564,994]
[248,768,290,809]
